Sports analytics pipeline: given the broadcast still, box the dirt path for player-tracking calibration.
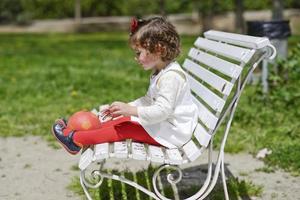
[0,136,80,200]
[0,136,299,200]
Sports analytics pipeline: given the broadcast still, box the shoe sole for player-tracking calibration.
[51,125,79,155]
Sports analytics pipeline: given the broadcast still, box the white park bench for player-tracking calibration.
[78,30,276,200]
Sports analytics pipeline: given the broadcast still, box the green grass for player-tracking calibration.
[0,32,299,173]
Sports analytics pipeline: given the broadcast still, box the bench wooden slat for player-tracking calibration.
[148,145,165,163]
[193,123,212,147]
[113,141,128,158]
[166,149,183,165]
[131,142,147,160]
[204,30,270,49]
[194,37,255,63]
[192,95,218,130]
[94,143,109,161]
[187,73,225,112]
[188,48,242,79]
[183,59,234,96]
[79,148,94,170]
[182,140,202,162]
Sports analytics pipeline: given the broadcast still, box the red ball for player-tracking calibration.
[67,111,101,131]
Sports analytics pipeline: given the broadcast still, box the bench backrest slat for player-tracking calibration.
[204,30,270,49]
[166,149,183,165]
[182,140,202,162]
[183,30,273,156]
[194,37,255,63]
[192,95,218,130]
[193,123,212,147]
[187,73,225,112]
[183,59,234,96]
[188,48,242,79]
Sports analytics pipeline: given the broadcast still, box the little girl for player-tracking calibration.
[52,16,198,155]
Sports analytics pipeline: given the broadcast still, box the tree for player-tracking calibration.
[235,0,245,33]
[159,0,166,16]
[272,0,283,20]
[193,0,215,32]
[74,0,81,23]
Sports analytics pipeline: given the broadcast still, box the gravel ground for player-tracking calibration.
[0,136,80,200]
[0,136,299,200]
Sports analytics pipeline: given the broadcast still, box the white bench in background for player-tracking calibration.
[78,30,276,200]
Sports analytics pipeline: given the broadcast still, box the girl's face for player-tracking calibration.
[133,46,162,71]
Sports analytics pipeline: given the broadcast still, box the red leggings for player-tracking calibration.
[63,116,161,146]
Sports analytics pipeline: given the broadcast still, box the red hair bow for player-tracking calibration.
[130,18,138,36]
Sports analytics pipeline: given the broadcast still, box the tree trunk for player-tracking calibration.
[272,0,284,20]
[201,13,213,32]
[75,0,81,23]
[235,0,245,33]
[194,0,215,32]
[159,0,166,17]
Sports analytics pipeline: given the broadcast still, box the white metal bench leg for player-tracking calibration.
[221,152,229,200]
[80,170,94,200]
[153,165,183,200]
[185,141,213,200]
[80,162,161,200]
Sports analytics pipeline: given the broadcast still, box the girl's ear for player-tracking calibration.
[156,43,167,57]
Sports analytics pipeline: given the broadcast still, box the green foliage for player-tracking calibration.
[0,0,32,24]
[1,0,300,21]
[268,43,300,106]
[22,0,74,19]
[265,143,300,175]
[1,0,192,21]
[244,0,271,10]
[255,166,276,173]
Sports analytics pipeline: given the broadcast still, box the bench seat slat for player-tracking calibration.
[183,59,234,96]
[94,143,109,161]
[192,95,218,130]
[113,141,128,158]
[187,73,225,112]
[204,30,270,49]
[148,145,165,163]
[79,148,94,170]
[188,48,242,79]
[131,142,147,160]
[194,37,255,63]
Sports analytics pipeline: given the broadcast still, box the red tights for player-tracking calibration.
[62,116,161,146]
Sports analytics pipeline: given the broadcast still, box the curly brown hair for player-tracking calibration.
[129,17,180,62]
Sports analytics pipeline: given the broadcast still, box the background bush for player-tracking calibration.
[1,0,300,24]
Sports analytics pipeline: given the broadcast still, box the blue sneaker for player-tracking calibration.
[55,118,67,129]
[51,122,81,155]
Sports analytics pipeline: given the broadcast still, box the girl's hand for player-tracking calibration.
[109,101,137,118]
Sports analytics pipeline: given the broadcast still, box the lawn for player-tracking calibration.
[0,32,299,175]
[0,32,194,139]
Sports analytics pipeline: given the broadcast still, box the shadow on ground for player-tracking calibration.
[78,163,259,200]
